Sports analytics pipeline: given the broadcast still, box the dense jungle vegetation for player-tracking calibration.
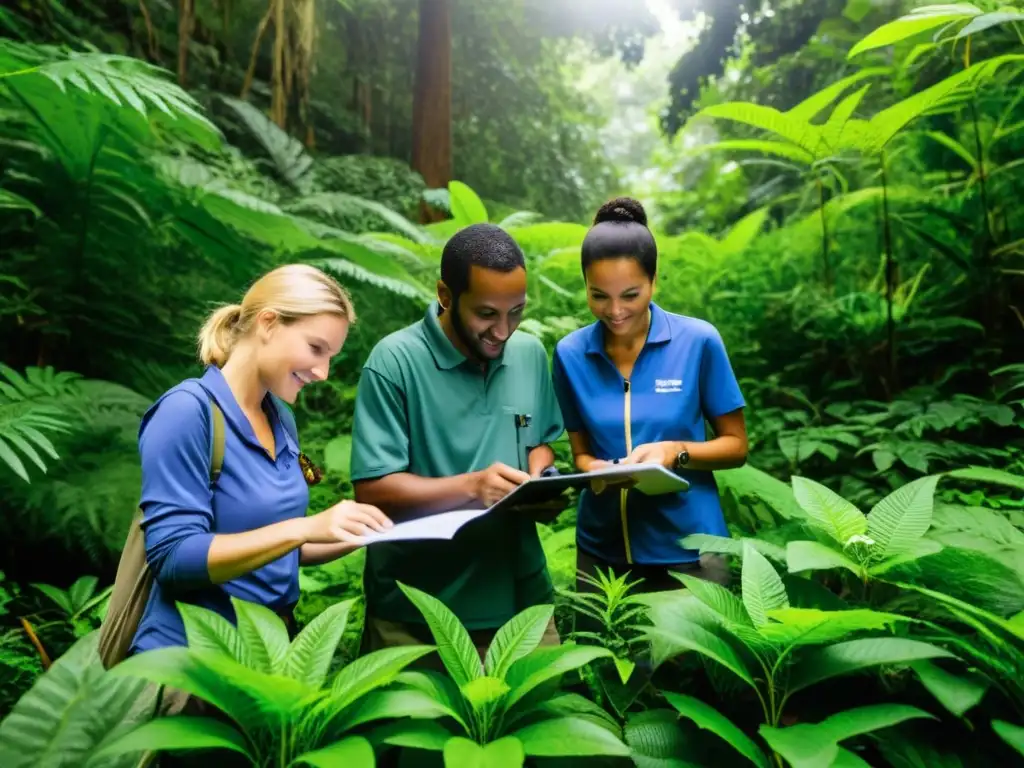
[1,0,1024,765]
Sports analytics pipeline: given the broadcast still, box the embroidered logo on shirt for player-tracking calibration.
[655,378,682,393]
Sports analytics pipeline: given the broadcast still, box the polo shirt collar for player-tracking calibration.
[199,365,297,459]
[585,301,672,356]
[422,300,507,371]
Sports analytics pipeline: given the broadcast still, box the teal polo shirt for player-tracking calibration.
[350,301,564,629]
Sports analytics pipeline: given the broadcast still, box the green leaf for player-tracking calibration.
[0,632,153,768]
[947,466,1024,492]
[504,692,621,735]
[788,67,889,123]
[390,670,470,730]
[662,691,771,768]
[294,736,376,767]
[503,644,613,712]
[848,5,981,58]
[337,686,466,732]
[910,660,989,717]
[0,187,42,217]
[760,704,935,768]
[789,637,956,694]
[791,477,867,546]
[643,621,755,688]
[218,96,314,194]
[282,598,354,686]
[329,645,437,712]
[461,675,510,711]
[511,716,630,758]
[448,180,489,226]
[373,719,453,751]
[484,604,554,680]
[866,475,940,559]
[786,541,863,577]
[397,582,482,688]
[442,736,523,768]
[178,602,246,666]
[740,541,789,628]
[992,720,1024,759]
[92,716,251,762]
[231,597,290,674]
[681,533,787,564]
[760,608,913,647]
[613,655,636,684]
[624,709,701,768]
[688,138,815,164]
[672,572,754,628]
[954,10,1024,39]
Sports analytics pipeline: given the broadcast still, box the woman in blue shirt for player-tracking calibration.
[552,198,748,595]
[129,264,392,654]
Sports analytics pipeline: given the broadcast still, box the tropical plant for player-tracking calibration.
[96,596,437,767]
[369,582,631,766]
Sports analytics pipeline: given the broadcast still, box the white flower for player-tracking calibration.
[844,534,876,548]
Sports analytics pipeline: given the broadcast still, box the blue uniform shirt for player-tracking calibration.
[552,303,745,565]
[130,365,308,653]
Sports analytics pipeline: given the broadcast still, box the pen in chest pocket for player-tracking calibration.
[513,413,532,472]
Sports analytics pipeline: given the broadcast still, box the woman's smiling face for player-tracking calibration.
[585,256,654,339]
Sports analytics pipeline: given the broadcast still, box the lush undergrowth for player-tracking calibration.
[2,1,1024,766]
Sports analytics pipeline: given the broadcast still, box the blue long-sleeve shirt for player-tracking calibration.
[129,366,309,653]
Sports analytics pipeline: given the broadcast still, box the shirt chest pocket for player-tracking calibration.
[501,404,539,469]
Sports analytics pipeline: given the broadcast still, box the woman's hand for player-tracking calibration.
[622,441,679,469]
[303,499,393,544]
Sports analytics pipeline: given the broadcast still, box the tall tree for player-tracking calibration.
[411,0,452,222]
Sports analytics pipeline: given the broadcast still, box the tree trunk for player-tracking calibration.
[271,0,288,128]
[412,0,452,223]
[177,0,194,87]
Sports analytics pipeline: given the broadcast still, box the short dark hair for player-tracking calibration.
[581,197,657,280]
[440,223,526,298]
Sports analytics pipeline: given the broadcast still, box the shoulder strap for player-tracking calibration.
[209,399,225,485]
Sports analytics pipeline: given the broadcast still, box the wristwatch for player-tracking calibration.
[673,448,690,472]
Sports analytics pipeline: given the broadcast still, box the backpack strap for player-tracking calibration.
[209,399,225,485]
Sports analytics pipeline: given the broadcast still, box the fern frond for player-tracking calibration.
[0,40,219,140]
[286,192,431,243]
[218,96,315,194]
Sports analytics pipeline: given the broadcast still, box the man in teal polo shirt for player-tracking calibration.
[350,223,564,657]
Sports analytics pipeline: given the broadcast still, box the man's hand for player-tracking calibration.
[472,462,530,507]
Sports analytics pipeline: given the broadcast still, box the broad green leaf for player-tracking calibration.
[329,644,436,712]
[911,660,989,717]
[613,655,635,684]
[866,475,940,559]
[869,538,944,575]
[448,180,489,226]
[0,631,153,768]
[484,604,554,679]
[504,692,621,735]
[92,716,251,762]
[681,534,787,564]
[231,597,289,674]
[954,10,1024,39]
[992,720,1024,758]
[503,644,612,712]
[848,5,981,58]
[643,622,755,687]
[663,691,770,768]
[673,572,754,627]
[719,206,769,255]
[294,736,376,767]
[786,541,863,576]
[740,542,789,628]
[791,477,867,546]
[947,466,1024,492]
[443,736,523,768]
[32,583,74,614]
[398,582,482,687]
[760,704,934,768]
[789,637,956,694]
[511,716,630,758]
[760,608,913,647]
[391,669,470,729]
[67,576,98,611]
[624,709,702,768]
[373,719,453,751]
[177,602,246,666]
[337,687,466,732]
[282,598,354,686]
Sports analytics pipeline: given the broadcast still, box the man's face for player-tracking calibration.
[440,264,528,362]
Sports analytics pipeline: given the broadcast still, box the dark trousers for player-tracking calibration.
[575,546,731,597]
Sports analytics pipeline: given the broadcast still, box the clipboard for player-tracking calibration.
[360,463,689,545]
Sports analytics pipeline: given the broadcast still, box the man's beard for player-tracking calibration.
[449,295,495,363]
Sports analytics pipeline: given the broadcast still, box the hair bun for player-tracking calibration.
[594,197,647,227]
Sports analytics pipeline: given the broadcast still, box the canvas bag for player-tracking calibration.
[97,384,226,671]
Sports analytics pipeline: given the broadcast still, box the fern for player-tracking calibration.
[0,366,74,482]
[218,95,315,194]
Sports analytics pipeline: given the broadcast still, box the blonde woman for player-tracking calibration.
[128,264,392,654]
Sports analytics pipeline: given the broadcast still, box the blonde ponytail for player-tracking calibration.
[196,265,355,366]
[198,304,244,366]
